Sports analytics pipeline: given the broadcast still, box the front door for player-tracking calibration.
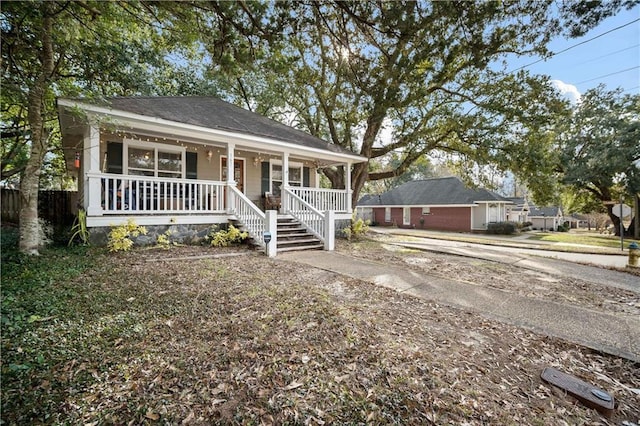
[221,158,245,193]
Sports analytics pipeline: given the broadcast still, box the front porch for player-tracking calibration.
[59,96,367,254]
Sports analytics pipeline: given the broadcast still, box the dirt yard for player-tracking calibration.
[2,241,639,424]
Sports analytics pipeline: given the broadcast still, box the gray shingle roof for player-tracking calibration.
[528,206,562,217]
[358,177,510,206]
[82,96,359,157]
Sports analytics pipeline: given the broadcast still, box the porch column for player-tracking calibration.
[84,123,102,216]
[345,162,352,213]
[226,143,235,213]
[282,152,289,213]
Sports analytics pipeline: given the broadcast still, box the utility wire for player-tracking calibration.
[575,66,640,85]
[509,18,640,73]
[574,44,640,66]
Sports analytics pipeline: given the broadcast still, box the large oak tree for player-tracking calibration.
[559,86,640,236]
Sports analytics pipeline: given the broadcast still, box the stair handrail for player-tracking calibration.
[229,186,266,248]
[284,187,325,242]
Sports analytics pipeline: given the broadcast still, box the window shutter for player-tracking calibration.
[261,161,270,194]
[303,167,310,187]
[186,152,197,179]
[106,142,123,174]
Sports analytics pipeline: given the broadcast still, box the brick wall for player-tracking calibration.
[372,206,471,232]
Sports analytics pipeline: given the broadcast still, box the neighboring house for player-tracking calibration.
[527,206,563,231]
[505,197,530,223]
[356,177,511,232]
[58,96,367,254]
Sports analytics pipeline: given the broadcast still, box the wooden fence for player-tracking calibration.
[1,189,78,227]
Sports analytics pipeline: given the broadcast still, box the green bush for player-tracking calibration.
[107,219,147,252]
[486,221,517,235]
[343,215,370,241]
[207,224,248,247]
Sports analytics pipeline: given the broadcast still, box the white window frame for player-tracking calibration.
[270,159,303,195]
[220,155,247,192]
[384,207,391,222]
[123,139,185,178]
[422,207,430,215]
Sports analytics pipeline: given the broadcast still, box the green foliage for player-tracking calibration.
[343,215,371,241]
[207,224,248,247]
[107,220,147,253]
[486,222,517,235]
[68,209,89,246]
[155,230,174,250]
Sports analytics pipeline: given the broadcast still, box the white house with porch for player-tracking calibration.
[58,97,367,255]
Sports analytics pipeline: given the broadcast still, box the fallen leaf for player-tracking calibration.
[145,411,159,421]
[284,381,303,390]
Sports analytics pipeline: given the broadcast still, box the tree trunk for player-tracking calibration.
[19,4,54,255]
[634,194,639,239]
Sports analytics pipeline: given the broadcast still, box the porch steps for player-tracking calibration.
[276,216,323,252]
[229,216,323,253]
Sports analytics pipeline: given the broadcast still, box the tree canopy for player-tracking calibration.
[1,0,634,252]
[559,86,640,235]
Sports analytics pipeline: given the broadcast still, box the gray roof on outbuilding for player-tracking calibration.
[528,206,562,217]
[73,96,360,157]
[358,177,510,206]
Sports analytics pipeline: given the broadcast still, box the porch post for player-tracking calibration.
[282,152,289,213]
[265,209,278,257]
[345,162,352,213]
[324,210,335,251]
[226,143,235,213]
[85,123,102,216]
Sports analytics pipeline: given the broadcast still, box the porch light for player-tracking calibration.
[253,155,264,167]
[207,150,213,163]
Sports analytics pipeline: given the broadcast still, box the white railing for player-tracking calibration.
[89,173,226,214]
[284,188,326,242]
[229,185,266,248]
[289,187,349,213]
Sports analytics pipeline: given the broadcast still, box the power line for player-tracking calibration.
[575,66,640,85]
[509,18,640,73]
[574,44,640,66]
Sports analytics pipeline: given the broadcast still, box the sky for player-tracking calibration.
[509,5,640,103]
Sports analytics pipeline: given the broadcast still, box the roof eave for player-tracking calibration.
[58,99,367,164]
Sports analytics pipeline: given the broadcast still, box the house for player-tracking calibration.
[505,197,530,223]
[57,96,367,255]
[527,206,564,231]
[356,177,511,232]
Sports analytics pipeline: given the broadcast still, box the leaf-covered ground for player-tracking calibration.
[2,242,639,425]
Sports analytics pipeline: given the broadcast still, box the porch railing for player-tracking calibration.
[284,187,326,242]
[289,187,348,213]
[229,185,266,248]
[90,173,226,214]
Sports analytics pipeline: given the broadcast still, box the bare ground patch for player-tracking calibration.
[2,244,638,425]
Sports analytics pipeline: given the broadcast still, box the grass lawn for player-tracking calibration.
[526,231,639,249]
[2,229,638,424]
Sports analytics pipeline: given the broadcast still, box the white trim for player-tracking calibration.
[59,99,367,163]
[87,215,229,228]
[402,207,411,226]
[270,159,303,194]
[123,138,186,178]
[384,207,391,222]
[220,155,246,194]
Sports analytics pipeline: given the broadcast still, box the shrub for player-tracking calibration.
[107,219,147,252]
[343,214,370,241]
[156,230,173,249]
[486,221,517,235]
[68,209,89,246]
[207,224,248,247]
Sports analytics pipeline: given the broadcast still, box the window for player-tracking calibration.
[403,207,411,225]
[124,140,184,178]
[422,207,430,215]
[384,207,391,222]
[271,161,302,196]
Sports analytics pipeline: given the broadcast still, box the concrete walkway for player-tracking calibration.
[279,250,640,362]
